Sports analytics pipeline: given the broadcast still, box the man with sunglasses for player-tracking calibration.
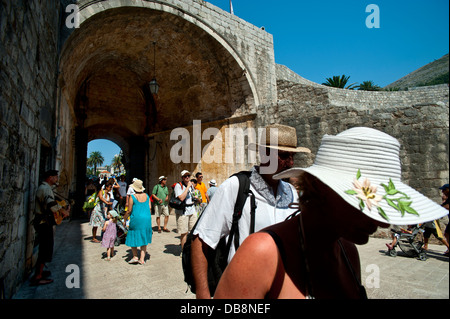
[195,172,209,215]
[191,124,311,298]
[174,170,197,250]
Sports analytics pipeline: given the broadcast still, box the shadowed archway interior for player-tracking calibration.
[59,6,256,214]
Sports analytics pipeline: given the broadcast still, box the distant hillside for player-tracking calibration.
[385,53,449,89]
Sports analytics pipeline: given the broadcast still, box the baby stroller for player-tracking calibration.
[386,225,427,261]
[115,210,128,246]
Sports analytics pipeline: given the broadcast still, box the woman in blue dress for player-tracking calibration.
[122,179,153,264]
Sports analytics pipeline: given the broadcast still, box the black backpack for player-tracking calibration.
[169,182,186,211]
[181,171,257,297]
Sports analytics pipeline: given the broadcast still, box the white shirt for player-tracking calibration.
[174,182,196,216]
[127,186,135,196]
[193,166,299,263]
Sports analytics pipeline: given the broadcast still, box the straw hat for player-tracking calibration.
[249,124,311,153]
[273,127,448,225]
[130,179,145,192]
[159,176,167,182]
[209,179,217,186]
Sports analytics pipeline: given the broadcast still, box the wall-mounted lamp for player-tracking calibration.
[149,41,159,95]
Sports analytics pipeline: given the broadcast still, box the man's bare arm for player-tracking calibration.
[191,235,212,299]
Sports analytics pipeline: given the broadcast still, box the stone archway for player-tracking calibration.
[59,3,261,212]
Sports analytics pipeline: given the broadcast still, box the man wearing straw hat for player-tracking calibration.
[214,127,448,299]
[191,123,311,299]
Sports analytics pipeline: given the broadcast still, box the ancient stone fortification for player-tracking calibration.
[0,0,448,298]
[1,0,62,299]
[274,65,449,203]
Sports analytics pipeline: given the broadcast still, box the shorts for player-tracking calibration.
[176,212,197,234]
[155,205,169,218]
[423,227,442,240]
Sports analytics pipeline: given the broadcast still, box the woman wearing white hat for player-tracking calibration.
[122,179,153,265]
[214,127,448,299]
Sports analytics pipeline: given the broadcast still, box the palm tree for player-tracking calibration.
[87,151,104,176]
[357,80,381,91]
[322,74,358,90]
[111,154,123,174]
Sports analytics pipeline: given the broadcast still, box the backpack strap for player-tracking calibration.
[226,171,257,253]
[249,189,256,234]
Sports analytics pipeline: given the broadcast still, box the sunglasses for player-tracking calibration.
[278,152,295,160]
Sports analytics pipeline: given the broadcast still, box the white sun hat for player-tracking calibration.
[273,127,448,225]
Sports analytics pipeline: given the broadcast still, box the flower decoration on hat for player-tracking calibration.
[345,169,419,221]
[351,172,383,211]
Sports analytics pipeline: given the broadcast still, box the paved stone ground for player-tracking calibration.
[13,214,449,299]
[360,236,449,299]
[14,213,195,299]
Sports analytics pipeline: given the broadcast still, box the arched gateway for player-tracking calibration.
[1,0,448,299]
[58,0,277,214]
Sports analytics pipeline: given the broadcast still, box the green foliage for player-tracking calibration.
[357,80,381,91]
[111,153,123,173]
[87,151,104,176]
[322,74,358,90]
[416,71,449,87]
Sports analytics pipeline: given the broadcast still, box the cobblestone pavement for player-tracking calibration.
[13,214,449,299]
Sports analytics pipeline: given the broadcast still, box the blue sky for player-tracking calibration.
[89,0,449,164]
[210,0,448,86]
[87,139,121,168]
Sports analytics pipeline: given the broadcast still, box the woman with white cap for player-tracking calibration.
[214,127,448,299]
[174,170,197,250]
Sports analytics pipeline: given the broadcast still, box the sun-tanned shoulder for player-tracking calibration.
[226,232,279,273]
[214,232,280,298]
[242,232,278,253]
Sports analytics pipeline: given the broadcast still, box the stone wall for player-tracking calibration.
[272,78,449,201]
[268,72,449,239]
[0,0,61,298]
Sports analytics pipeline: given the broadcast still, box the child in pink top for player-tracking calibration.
[102,210,118,261]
